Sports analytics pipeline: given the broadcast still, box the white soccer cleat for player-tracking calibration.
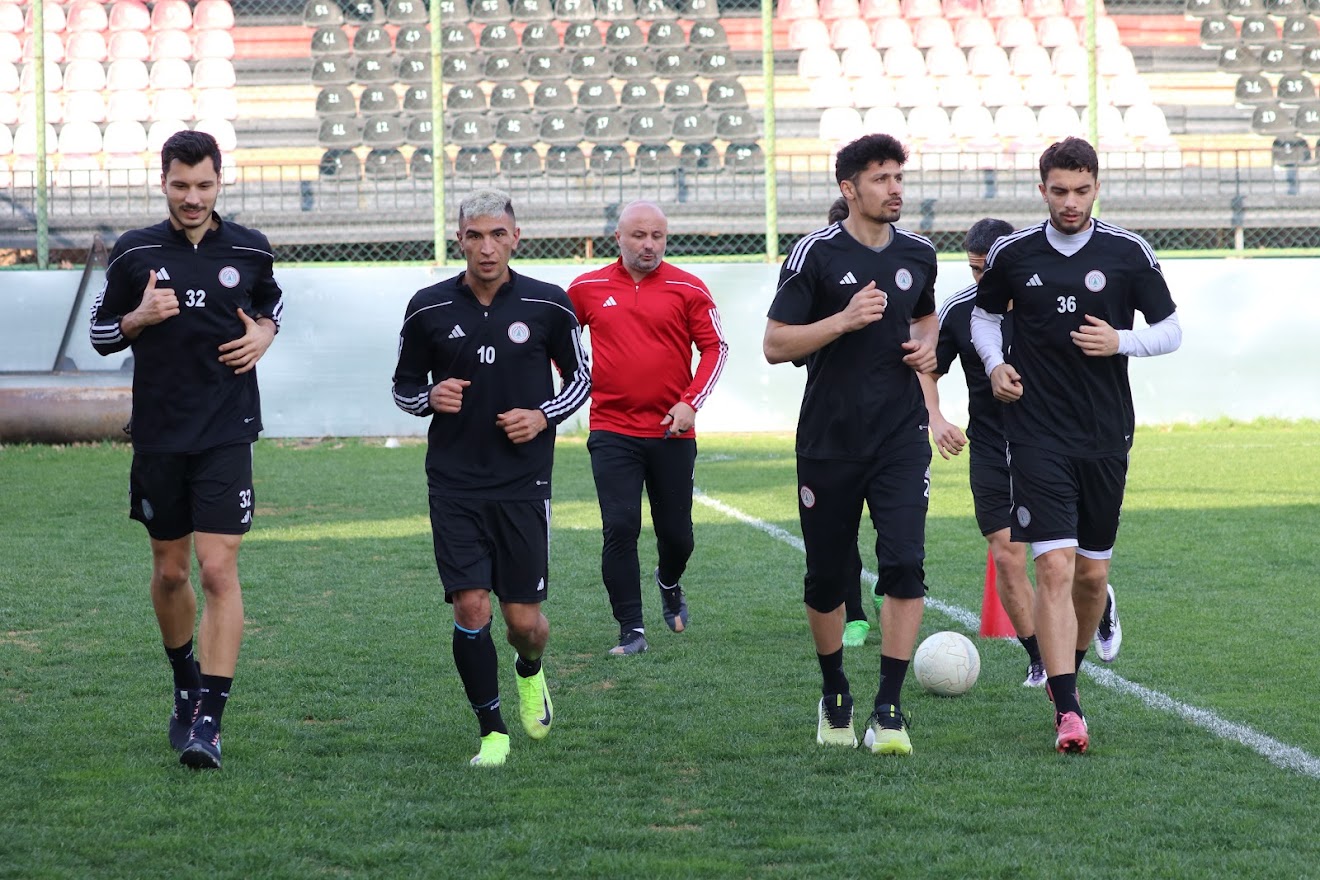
[1094,583,1122,663]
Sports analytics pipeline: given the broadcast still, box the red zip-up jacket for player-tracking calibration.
[567,259,728,438]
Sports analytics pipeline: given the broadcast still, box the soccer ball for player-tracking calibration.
[913,631,981,697]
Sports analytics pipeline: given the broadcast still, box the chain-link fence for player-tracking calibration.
[5,0,1320,267]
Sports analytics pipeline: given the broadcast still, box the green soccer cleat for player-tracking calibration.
[842,619,870,648]
[470,731,511,767]
[863,704,912,756]
[515,660,553,741]
[816,693,858,747]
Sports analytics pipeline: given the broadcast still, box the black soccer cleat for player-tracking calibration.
[180,715,222,770]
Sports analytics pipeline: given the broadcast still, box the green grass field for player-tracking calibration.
[3,422,1319,879]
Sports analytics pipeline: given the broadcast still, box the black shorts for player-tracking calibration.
[429,495,550,604]
[1007,443,1127,552]
[969,456,1011,536]
[797,436,931,611]
[130,443,255,541]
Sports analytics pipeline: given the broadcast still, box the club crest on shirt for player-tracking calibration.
[799,485,816,509]
[1016,505,1031,528]
[894,268,913,291]
[507,321,530,344]
[218,266,240,288]
[1084,270,1106,292]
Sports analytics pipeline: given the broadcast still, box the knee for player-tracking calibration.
[197,558,240,598]
[452,590,492,630]
[600,504,642,543]
[152,560,191,592]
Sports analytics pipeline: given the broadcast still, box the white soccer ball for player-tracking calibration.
[913,631,981,697]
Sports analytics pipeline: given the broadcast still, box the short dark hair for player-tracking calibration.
[1039,136,1098,183]
[964,218,1014,255]
[161,130,222,176]
[834,133,908,184]
[827,196,849,224]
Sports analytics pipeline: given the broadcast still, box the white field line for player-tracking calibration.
[693,489,1320,780]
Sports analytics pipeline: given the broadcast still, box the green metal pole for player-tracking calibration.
[431,0,447,266]
[34,0,49,269]
[761,0,779,262]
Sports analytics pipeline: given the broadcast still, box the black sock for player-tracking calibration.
[453,621,507,736]
[817,647,849,696]
[1018,634,1042,665]
[1075,647,1088,671]
[515,654,542,678]
[875,654,910,712]
[165,640,202,692]
[1047,673,1081,718]
[198,674,232,727]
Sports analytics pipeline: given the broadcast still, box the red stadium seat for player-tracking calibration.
[151,0,193,31]
[819,0,861,19]
[26,1,67,33]
[778,0,820,19]
[1036,15,1077,47]
[901,0,942,16]
[789,18,831,50]
[109,0,152,31]
[943,0,981,17]
[66,1,110,32]
[64,30,109,61]
[194,0,236,30]
[859,0,900,17]
[982,0,1023,17]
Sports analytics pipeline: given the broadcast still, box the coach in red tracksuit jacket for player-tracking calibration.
[567,201,729,657]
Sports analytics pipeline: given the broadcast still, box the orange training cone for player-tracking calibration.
[979,547,1017,638]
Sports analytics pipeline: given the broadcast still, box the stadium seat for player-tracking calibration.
[944,0,982,16]
[146,118,188,152]
[871,17,915,49]
[1124,102,1171,141]
[1302,43,1320,71]
[311,56,353,85]
[716,109,759,140]
[950,103,1002,151]
[1021,71,1067,106]
[571,50,614,79]
[1271,135,1312,166]
[706,78,748,108]
[807,74,855,107]
[841,44,886,78]
[620,79,661,108]
[359,115,403,150]
[526,50,571,78]
[104,151,150,187]
[19,58,63,91]
[496,113,538,147]
[724,142,763,173]
[395,26,428,54]
[500,145,542,176]
[1198,15,1234,49]
[1277,71,1316,104]
[820,0,862,19]
[598,0,637,18]
[849,73,897,107]
[1268,0,1303,13]
[913,16,955,48]
[386,0,428,23]
[63,58,107,92]
[955,15,998,47]
[679,141,719,172]
[353,24,393,54]
[521,22,559,50]
[108,29,150,62]
[149,28,191,61]
[26,0,66,32]
[57,118,102,155]
[102,118,148,154]
[1036,15,1077,47]
[471,0,513,21]
[1283,15,1319,47]
[819,105,865,142]
[884,44,927,76]
[302,0,344,24]
[0,59,15,91]
[982,0,1023,15]
[862,104,908,139]
[512,0,555,19]
[316,84,357,117]
[193,58,236,90]
[65,30,108,62]
[103,91,149,126]
[925,43,969,75]
[691,21,730,48]
[19,91,62,125]
[11,122,56,158]
[635,143,678,174]
[151,0,192,30]
[1050,43,1087,76]
[195,117,238,151]
[831,17,872,49]
[1226,0,1265,15]
[539,111,584,145]
[109,0,151,31]
[937,74,984,107]
[533,82,573,111]
[1023,0,1064,15]
[588,143,629,174]
[318,116,361,149]
[490,83,531,111]
[1241,15,1280,48]
[997,15,1038,48]
[859,0,901,17]
[0,1,20,32]
[439,54,481,82]
[64,89,107,123]
[636,0,677,20]
[993,103,1043,153]
[310,25,350,55]
[401,84,431,114]
[451,112,496,146]
[24,31,66,63]
[1011,44,1053,76]
[1251,102,1293,134]
[1219,43,1263,73]
[1036,101,1082,138]
[698,48,734,76]
[672,108,716,141]
[194,0,234,29]
[1261,45,1303,72]
[485,51,525,80]
[194,29,235,60]
[680,0,719,19]
[439,26,476,52]
[789,18,831,51]
[798,46,842,78]
[585,109,629,142]
[359,85,400,115]
[664,77,704,108]
[606,21,645,49]
[779,0,820,19]
[107,58,149,91]
[646,21,685,48]
[545,145,588,175]
[1293,99,1320,133]
[654,50,698,76]
[363,147,409,179]
[554,0,597,20]
[480,23,518,50]
[404,115,433,145]
[613,50,655,77]
[901,0,942,16]
[1185,0,1225,15]
[318,148,361,180]
[564,21,604,49]
[342,0,385,23]
[149,57,193,90]
[0,31,18,64]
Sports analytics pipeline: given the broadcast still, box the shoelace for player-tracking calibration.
[823,699,853,729]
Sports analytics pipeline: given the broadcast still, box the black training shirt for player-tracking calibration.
[935,282,1011,464]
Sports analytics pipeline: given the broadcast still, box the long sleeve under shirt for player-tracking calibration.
[935,283,1010,465]
[768,222,938,461]
[566,258,728,438]
[974,219,1177,457]
[89,215,283,454]
[391,269,591,500]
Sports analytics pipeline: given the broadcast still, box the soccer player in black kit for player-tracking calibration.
[90,130,284,770]
[971,137,1181,753]
[392,190,590,767]
[764,134,939,756]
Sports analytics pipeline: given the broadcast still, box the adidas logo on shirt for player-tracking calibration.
[839,271,857,285]
[1026,274,1044,287]
[449,325,466,339]
[155,267,171,281]
[603,296,618,307]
